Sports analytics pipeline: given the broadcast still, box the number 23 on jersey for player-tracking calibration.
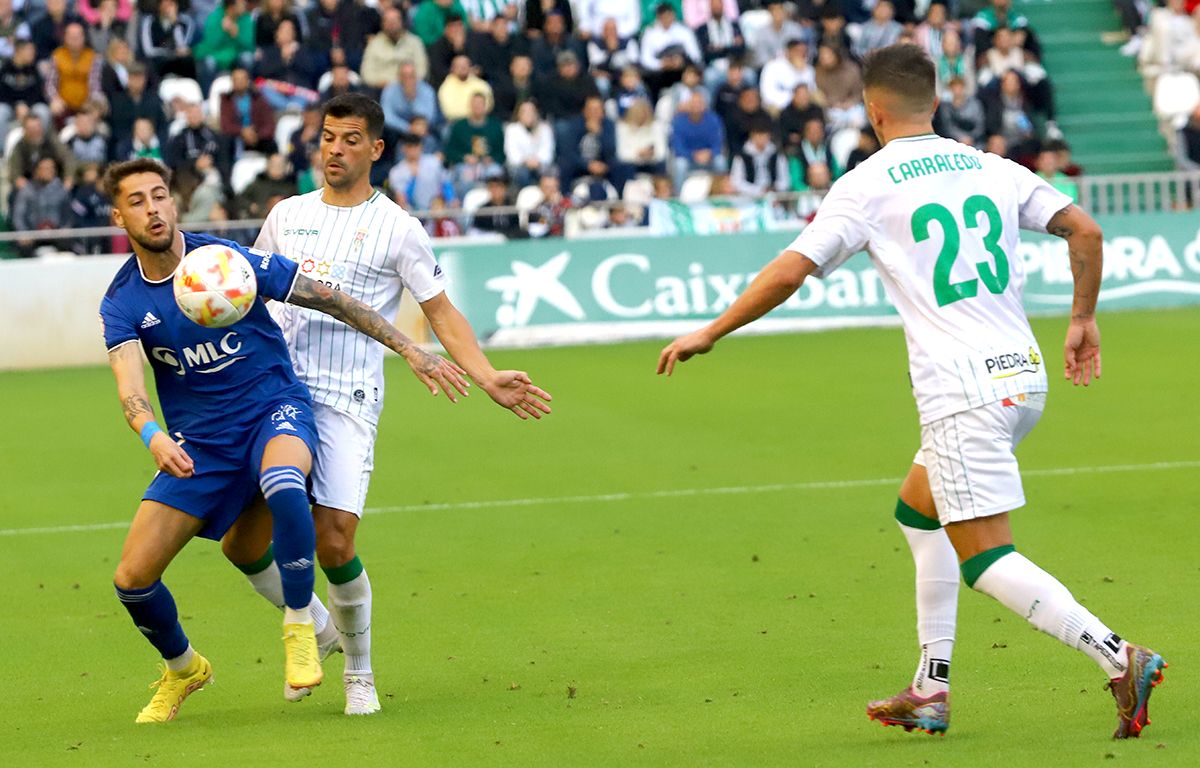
[912,195,1010,308]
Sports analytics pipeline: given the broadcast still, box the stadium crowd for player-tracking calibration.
[0,0,1083,253]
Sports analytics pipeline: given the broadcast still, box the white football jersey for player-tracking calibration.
[786,134,1073,424]
[257,189,447,425]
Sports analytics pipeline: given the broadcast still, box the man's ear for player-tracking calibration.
[372,138,385,162]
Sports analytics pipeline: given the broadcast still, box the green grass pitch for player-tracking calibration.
[2,307,1197,767]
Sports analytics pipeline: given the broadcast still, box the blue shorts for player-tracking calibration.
[143,399,319,541]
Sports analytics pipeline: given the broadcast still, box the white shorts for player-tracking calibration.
[310,401,377,518]
[913,393,1046,525]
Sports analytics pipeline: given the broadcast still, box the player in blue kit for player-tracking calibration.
[99,158,469,723]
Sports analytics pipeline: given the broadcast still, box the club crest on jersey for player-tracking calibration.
[351,228,368,255]
[985,347,1041,379]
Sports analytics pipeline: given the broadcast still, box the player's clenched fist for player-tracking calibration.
[148,433,195,478]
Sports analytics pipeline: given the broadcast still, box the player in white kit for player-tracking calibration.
[229,94,553,715]
[657,45,1165,738]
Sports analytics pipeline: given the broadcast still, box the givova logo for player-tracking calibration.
[151,332,245,375]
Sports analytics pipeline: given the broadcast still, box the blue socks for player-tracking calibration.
[115,580,190,660]
[260,465,316,610]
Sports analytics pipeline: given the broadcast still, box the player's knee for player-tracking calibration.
[221,534,260,565]
[113,560,157,591]
[315,534,354,568]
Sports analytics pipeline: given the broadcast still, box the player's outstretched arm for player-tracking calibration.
[419,293,552,420]
[107,342,194,478]
[287,275,471,401]
[657,249,820,376]
[1047,204,1104,387]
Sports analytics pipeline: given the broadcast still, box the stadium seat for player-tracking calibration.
[316,69,363,93]
[679,172,712,204]
[829,128,860,172]
[230,153,268,195]
[275,113,304,157]
[622,176,654,206]
[207,74,234,124]
[4,126,24,159]
[461,185,491,213]
[572,178,618,203]
[515,184,545,212]
[1153,72,1200,130]
[158,77,204,109]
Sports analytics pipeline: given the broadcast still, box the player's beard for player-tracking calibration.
[132,217,175,253]
[323,159,363,190]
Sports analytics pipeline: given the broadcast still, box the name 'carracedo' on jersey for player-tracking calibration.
[99,232,311,442]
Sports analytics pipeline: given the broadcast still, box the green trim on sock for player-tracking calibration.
[322,555,364,585]
[961,544,1016,588]
[895,498,941,530]
[234,544,275,575]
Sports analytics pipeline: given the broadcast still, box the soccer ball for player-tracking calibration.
[173,244,258,328]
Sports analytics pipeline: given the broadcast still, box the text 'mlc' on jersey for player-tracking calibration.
[257,189,447,426]
[786,134,1074,425]
[99,231,312,442]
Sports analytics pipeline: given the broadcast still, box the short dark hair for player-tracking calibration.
[322,93,385,140]
[862,43,936,114]
[102,158,172,201]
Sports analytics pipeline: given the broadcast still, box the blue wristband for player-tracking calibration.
[140,421,163,449]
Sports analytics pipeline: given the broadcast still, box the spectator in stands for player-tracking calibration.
[194,0,255,89]
[655,63,706,125]
[616,98,668,176]
[723,83,768,155]
[139,0,197,80]
[29,0,83,61]
[361,8,428,88]
[99,37,135,104]
[815,6,852,56]
[382,60,440,134]
[319,62,365,102]
[462,0,521,31]
[844,128,879,172]
[670,89,726,189]
[471,14,527,84]
[438,55,494,123]
[978,27,1062,137]
[1139,0,1197,74]
[237,152,296,218]
[985,132,1008,158]
[255,19,321,109]
[493,54,536,121]
[853,0,902,59]
[0,0,27,62]
[610,66,653,118]
[983,69,1038,160]
[559,94,621,187]
[814,43,863,129]
[174,154,227,223]
[1034,145,1078,201]
[69,162,109,253]
[287,104,322,172]
[640,2,701,93]
[47,22,103,118]
[760,39,815,114]
[712,57,748,118]
[788,117,834,186]
[504,101,555,187]
[575,0,641,40]
[88,0,131,56]
[12,157,72,256]
[445,91,505,188]
[425,194,463,238]
[168,103,226,179]
[414,0,468,47]
[1176,104,1200,169]
[220,66,278,157]
[589,17,642,96]
[537,50,601,126]
[255,0,304,48]
[108,63,165,147]
[973,0,1040,60]
[8,113,76,193]
[297,147,323,193]
[304,0,376,72]
[694,0,746,91]
[525,0,576,36]
[472,171,524,237]
[935,28,975,98]
[777,82,824,154]
[428,12,469,88]
[1044,137,1082,176]
[936,75,985,146]
[66,104,108,165]
[751,0,805,68]
[913,1,949,61]
[115,115,165,160]
[527,172,571,238]
[0,39,49,142]
[730,121,789,196]
[531,10,588,73]
[795,159,831,195]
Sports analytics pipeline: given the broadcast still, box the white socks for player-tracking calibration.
[329,570,373,676]
[244,560,335,640]
[284,605,313,625]
[898,518,959,696]
[165,644,196,673]
[971,550,1129,679]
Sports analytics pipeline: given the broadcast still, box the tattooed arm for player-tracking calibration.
[108,341,194,477]
[287,275,470,400]
[1045,204,1104,386]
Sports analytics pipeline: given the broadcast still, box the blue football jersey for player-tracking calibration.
[99,232,312,442]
